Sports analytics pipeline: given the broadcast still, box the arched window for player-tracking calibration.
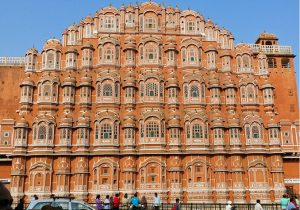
[252,124,260,139]
[101,124,112,139]
[104,46,113,63]
[188,47,197,64]
[146,122,159,138]
[187,20,195,32]
[192,124,202,138]
[103,84,113,96]
[145,17,156,30]
[190,85,199,97]
[38,125,46,140]
[145,44,158,63]
[242,54,251,71]
[146,83,158,97]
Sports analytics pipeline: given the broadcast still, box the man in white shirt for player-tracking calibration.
[255,200,264,210]
[226,201,232,210]
[153,193,161,210]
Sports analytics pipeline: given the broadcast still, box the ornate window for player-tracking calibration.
[184,82,205,104]
[225,88,235,105]
[146,83,158,97]
[145,44,158,64]
[221,56,231,71]
[213,128,224,145]
[104,16,114,29]
[263,88,274,104]
[66,52,77,69]
[82,49,93,67]
[186,121,208,145]
[125,50,135,65]
[269,128,279,144]
[245,122,263,145]
[67,31,76,45]
[14,128,27,146]
[80,86,91,104]
[59,128,72,146]
[103,46,113,63]
[62,86,75,104]
[210,88,220,104]
[38,81,58,103]
[167,51,175,66]
[33,122,55,145]
[21,85,33,103]
[237,54,251,72]
[145,17,156,30]
[229,128,240,145]
[103,84,113,96]
[42,50,61,70]
[25,53,37,71]
[187,20,195,32]
[125,13,134,27]
[77,127,89,146]
[240,84,257,104]
[84,24,92,38]
[207,51,216,69]
[146,122,159,138]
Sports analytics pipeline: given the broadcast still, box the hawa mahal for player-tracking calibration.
[0,1,299,204]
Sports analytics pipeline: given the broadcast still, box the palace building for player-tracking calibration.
[0,1,299,204]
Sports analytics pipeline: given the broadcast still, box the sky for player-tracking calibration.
[0,0,298,89]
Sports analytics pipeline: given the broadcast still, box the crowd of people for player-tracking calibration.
[1,181,300,210]
[280,194,300,210]
[94,192,180,210]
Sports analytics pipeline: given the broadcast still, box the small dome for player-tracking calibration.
[43,39,61,50]
[79,75,92,86]
[205,45,217,52]
[65,47,78,54]
[77,115,90,127]
[211,113,224,128]
[59,115,73,128]
[208,72,220,88]
[258,32,278,40]
[81,42,94,50]
[123,114,136,128]
[228,115,240,128]
[267,117,280,128]
[20,76,35,87]
[85,15,93,23]
[62,76,76,87]
[123,73,136,87]
[223,74,236,88]
[166,76,179,88]
[220,28,228,35]
[219,50,232,57]
[167,116,181,128]
[68,25,78,31]
[26,48,38,55]
[15,117,29,128]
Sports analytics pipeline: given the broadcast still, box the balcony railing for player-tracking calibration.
[248,44,292,55]
[0,57,25,66]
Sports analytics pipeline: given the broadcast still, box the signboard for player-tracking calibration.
[284,178,300,184]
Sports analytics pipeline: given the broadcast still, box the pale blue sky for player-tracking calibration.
[0,0,298,89]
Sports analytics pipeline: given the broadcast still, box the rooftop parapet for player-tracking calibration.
[0,57,25,66]
[248,44,292,55]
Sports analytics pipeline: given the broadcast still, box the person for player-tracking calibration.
[96,195,103,210]
[0,181,13,210]
[140,196,147,210]
[255,200,264,210]
[30,195,38,202]
[287,197,297,210]
[130,193,140,210]
[171,198,180,210]
[14,198,24,210]
[281,195,289,210]
[153,193,161,210]
[295,196,300,207]
[113,194,120,210]
[122,193,129,209]
[103,195,110,210]
[226,201,232,210]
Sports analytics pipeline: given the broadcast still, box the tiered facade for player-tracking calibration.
[1,1,299,204]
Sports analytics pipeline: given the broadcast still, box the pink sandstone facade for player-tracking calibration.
[0,1,299,204]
